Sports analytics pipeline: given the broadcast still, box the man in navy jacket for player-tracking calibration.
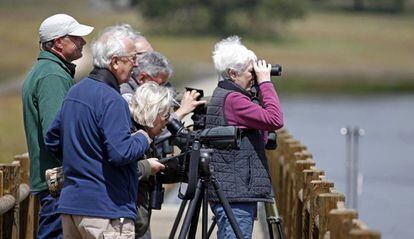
[45,25,164,238]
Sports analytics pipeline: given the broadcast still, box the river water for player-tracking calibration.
[281,94,414,238]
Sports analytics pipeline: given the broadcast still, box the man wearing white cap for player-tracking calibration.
[22,13,93,239]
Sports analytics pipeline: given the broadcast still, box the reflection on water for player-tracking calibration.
[282,94,414,238]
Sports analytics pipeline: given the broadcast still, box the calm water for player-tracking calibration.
[282,94,414,238]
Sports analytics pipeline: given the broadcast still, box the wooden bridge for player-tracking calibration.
[0,129,381,238]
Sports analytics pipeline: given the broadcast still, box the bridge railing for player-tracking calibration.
[0,153,38,239]
[267,129,381,239]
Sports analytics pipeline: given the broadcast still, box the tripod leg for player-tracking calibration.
[207,216,216,238]
[178,180,203,239]
[188,186,204,239]
[267,222,275,239]
[264,198,284,239]
[211,177,245,239]
[276,221,284,239]
[169,199,188,239]
[202,186,208,239]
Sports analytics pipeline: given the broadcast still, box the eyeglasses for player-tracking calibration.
[119,52,139,63]
[159,111,171,120]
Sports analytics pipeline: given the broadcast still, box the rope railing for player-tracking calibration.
[267,129,381,239]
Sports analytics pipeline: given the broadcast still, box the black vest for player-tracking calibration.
[206,82,273,203]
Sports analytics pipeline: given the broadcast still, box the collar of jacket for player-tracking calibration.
[88,68,120,93]
[37,50,76,78]
[217,79,252,99]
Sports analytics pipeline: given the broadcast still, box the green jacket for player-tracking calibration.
[22,51,75,192]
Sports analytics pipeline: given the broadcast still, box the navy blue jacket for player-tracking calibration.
[45,68,149,220]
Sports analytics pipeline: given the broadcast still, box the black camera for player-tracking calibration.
[155,118,240,184]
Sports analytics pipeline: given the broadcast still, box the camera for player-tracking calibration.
[184,87,208,130]
[149,118,240,207]
[155,118,240,185]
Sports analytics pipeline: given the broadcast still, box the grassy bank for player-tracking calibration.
[1,1,413,92]
[0,94,27,163]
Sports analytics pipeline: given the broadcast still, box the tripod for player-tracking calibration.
[168,146,244,239]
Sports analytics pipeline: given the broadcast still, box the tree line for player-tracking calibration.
[127,0,409,37]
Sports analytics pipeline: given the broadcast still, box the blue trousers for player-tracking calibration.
[34,190,63,239]
[210,202,257,239]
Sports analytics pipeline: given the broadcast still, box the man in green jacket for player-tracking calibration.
[22,13,93,239]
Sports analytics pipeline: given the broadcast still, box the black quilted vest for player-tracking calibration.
[206,81,273,203]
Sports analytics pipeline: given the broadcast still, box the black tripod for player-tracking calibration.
[168,145,244,239]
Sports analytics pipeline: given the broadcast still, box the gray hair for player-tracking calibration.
[212,36,257,81]
[41,40,54,51]
[91,24,138,68]
[130,82,172,127]
[134,51,173,79]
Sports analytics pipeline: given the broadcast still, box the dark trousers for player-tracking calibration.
[33,190,63,239]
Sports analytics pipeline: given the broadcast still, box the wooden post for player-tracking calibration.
[328,202,358,239]
[295,158,316,239]
[317,190,345,239]
[14,153,36,239]
[0,162,21,239]
[290,151,315,239]
[308,179,334,239]
[281,139,305,238]
[14,154,29,185]
[301,167,324,239]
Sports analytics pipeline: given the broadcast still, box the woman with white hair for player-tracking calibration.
[130,81,172,139]
[129,81,172,239]
[206,36,284,239]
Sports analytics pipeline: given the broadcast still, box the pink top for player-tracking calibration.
[224,82,284,132]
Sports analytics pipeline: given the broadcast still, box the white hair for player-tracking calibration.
[212,36,257,81]
[91,24,138,68]
[130,82,172,127]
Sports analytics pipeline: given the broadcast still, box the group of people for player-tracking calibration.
[22,13,283,239]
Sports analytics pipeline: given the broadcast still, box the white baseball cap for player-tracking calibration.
[39,14,94,43]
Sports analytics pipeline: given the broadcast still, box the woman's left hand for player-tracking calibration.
[253,60,271,84]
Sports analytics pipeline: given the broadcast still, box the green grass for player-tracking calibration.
[0,94,27,163]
